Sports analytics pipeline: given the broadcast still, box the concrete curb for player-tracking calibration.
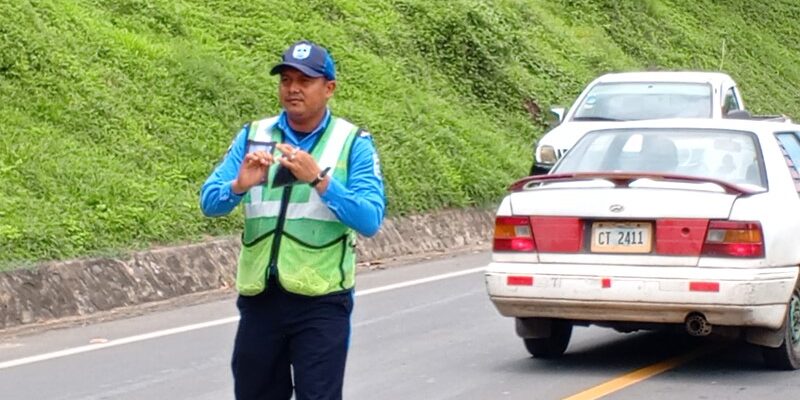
[0,208,494,331]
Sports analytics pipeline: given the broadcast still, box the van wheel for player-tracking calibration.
[523,320,572,358]
[762,288,800,370]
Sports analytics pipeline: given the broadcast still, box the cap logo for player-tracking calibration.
[292,44,311,60]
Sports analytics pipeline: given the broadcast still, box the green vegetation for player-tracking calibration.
[3,0,800,269]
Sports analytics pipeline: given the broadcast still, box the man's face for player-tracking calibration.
[279,68,335,122]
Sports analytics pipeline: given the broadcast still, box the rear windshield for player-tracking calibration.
[572,82,713,121]
[555,128,764,187]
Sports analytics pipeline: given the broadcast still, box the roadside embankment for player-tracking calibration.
[0,208,493,331]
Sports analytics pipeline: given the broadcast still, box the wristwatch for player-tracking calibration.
[310,167,331,187]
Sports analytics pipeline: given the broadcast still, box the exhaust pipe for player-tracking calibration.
[685,313,712,337]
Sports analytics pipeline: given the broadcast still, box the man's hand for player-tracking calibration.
[276,144,320,183]
[232,151,273,194]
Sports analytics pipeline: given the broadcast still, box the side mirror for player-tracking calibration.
[549,107,566,124]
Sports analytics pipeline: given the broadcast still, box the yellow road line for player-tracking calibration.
[562,344,720,400]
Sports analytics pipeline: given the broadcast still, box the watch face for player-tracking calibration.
[310,168,330,187]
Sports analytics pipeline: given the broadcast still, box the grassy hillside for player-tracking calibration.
[2,0,800,269]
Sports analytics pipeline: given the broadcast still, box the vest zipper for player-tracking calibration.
[268,185,294,275]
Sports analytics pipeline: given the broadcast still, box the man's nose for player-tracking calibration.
[286,81,301,93]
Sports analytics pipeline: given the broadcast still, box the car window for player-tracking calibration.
[775,132,800,193]
[723,87,741,114]
[776,133,800,165]
[556,128,764,187]
[572,82,713,121]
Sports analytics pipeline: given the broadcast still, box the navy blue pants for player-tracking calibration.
[231,276,353,400]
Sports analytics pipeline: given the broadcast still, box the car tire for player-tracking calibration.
[762,288,800,370]
[523,319,572,359]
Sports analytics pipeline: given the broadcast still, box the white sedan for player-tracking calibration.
[485,118,800,369]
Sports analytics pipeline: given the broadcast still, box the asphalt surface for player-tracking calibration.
[2,251,800,399]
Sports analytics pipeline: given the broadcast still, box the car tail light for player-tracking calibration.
[494,216,535,252]
[655,219,708,256]
[701,221,764,258]
[530,217,582,252]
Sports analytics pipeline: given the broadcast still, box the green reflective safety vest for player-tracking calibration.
[236,115,359,296]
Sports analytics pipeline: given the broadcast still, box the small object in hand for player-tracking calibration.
[245,140,276,183]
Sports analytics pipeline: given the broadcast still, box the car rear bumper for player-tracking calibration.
[485,262,799,329]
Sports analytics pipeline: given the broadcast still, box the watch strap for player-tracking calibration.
[310,167,331,187]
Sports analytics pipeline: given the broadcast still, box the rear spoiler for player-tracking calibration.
[508,172,757,195]
[726,110,792,123]
[752,115,792,123]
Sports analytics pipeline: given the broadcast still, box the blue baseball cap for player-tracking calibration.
[269,40,336,80]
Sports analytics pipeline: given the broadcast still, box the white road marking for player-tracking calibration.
[355,266,486,296]
[0,266,486,370]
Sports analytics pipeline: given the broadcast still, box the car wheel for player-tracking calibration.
[523,320,572,359]
[762,288,800,370]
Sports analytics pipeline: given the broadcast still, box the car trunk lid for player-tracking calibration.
[504,173,750,266]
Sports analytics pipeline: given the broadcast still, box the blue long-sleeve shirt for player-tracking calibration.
[200,110,386,237]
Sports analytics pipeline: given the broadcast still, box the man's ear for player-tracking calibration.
[325,80,337,98]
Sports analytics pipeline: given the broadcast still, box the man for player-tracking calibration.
[200,40,386,400]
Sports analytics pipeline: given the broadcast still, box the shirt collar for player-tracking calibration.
[277,109,331,140]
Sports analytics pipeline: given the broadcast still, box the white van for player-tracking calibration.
[531,71,757,175]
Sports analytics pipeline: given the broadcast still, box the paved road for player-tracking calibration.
[2,251,800,399]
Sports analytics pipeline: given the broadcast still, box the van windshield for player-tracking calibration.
[572,82,713,121]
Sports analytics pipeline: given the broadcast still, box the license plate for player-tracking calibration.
[591,222,652,253]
